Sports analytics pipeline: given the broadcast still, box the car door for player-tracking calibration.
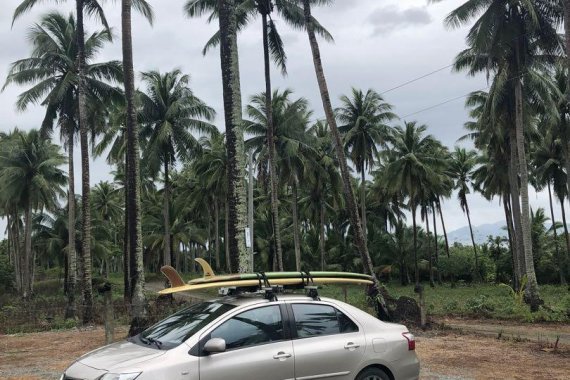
[199,304,295,380]
[289,303,365,380]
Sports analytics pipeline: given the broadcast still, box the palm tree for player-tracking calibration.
[186,0,331,273]
[13,0,109,324]
[4,11,122,319]
[217,0,249,273]
[381,122,446,289]
[245,89,314,270]
[337,88,396,239]
[191,132,229,271]
[0,129,67,297]
[306,121,343,271]
[438,0,561,309]
[531,131,568,284]
[299,0,390,320]
[120,0,153,326]
[139,69,216,268]
[450,147,481,280]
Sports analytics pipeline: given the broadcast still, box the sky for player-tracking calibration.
[0,0,566,233]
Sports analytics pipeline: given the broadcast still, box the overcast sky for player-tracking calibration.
[0,0,565,233]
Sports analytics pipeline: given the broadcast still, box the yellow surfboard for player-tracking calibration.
[159,260,373,295]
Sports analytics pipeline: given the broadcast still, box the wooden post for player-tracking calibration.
[98,282,114,344]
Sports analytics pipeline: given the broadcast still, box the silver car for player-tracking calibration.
[61,294,419,380]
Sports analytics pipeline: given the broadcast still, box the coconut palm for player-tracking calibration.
[299,0,390,320]
[337,88,396,239]
[306,121,343,271]
[120,0,153,325]
[450,148,481,280]
[191,132,229,271]
[381,122,447,288]
[435,0,562,310]
[139,69,216,268]
[245,89,314,270]
[3,11,122,319]
[186,0,331,273]
[0,129,67,297]
[531,131,568,284]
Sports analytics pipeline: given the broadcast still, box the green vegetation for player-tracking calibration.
[1,0,570,331]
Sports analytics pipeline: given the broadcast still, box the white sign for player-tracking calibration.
[245,228,252,248]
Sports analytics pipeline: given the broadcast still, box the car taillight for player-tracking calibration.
[402,332,415,350]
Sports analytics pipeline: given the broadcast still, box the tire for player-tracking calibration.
[355,367,390,380]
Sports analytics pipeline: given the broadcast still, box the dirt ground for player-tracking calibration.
[0,326,568,380]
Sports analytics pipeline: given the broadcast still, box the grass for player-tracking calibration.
[1,275,568,334]
[320,282,570,323]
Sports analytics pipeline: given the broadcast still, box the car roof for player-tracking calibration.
[211,292,341,307]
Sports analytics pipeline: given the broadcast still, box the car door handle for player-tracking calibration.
[344,342,360,350]
[273,352,292,360]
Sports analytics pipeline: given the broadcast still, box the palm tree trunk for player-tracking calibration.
[360,166,367,239]
[122,0,146,323]
[9,213,22,294]
[464,200,480,281]
[320,200,326,271]
[23,204,33,298]
[412,205,419,286]
[436,198,450,258]
[123,151,131,301]
[248,152,255,272]
[76,0,93,324]
[302,0,390,321]
[558,194,570,281]
[432,203,441,284]
[218,0,248,273]
[225,201,231,272]
[564,0,570,166]
[261,10,283,271]
[514,76,541,310]
[547,182,564,285]
[508,128,526,288]
[292,182,302,271]
[504,196,519,290]
[214,198,221,270]
[65,131,77,319]
[424,207,434,288]
[163,159,172,267]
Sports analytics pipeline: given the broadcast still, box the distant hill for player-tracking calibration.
[447,221,508,245]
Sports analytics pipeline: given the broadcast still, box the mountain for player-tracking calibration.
[447,221,508,245]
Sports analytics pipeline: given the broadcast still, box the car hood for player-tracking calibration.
[78,340,166,371]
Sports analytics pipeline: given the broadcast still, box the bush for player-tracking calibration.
[0,254,14,290]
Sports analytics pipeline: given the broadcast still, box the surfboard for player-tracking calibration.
[158,259,373,295]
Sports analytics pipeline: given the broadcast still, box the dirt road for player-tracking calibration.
[0,326,568,380]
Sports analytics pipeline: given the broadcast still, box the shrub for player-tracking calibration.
[0,254,14,290]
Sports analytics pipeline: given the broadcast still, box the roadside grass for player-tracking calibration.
[1,273,568,334]
[320,283,570,323]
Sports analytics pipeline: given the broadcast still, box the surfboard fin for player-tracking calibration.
[160,265,186,288]
[195,258,216,279]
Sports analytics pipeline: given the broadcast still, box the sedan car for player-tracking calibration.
[61,293,419,380]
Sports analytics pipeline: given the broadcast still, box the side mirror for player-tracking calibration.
[204,338,226,354]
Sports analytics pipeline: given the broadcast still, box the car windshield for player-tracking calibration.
[137,302,235,350]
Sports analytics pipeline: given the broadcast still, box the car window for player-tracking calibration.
[210,305,284,350]
[292,304,358,338]
[337,310,359,333]
[139,302,235,349]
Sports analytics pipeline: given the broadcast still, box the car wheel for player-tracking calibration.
[356,367,390,380]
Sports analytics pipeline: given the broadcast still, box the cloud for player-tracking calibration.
[368,5,432,35]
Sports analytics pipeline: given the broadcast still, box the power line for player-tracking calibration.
[379,32,531,98]
[380,64,455,95]
[400,72,527,119]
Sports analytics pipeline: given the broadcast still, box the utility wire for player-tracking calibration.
[380,63,455,95]
[379,32,531,97]
[400,72,527,119]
